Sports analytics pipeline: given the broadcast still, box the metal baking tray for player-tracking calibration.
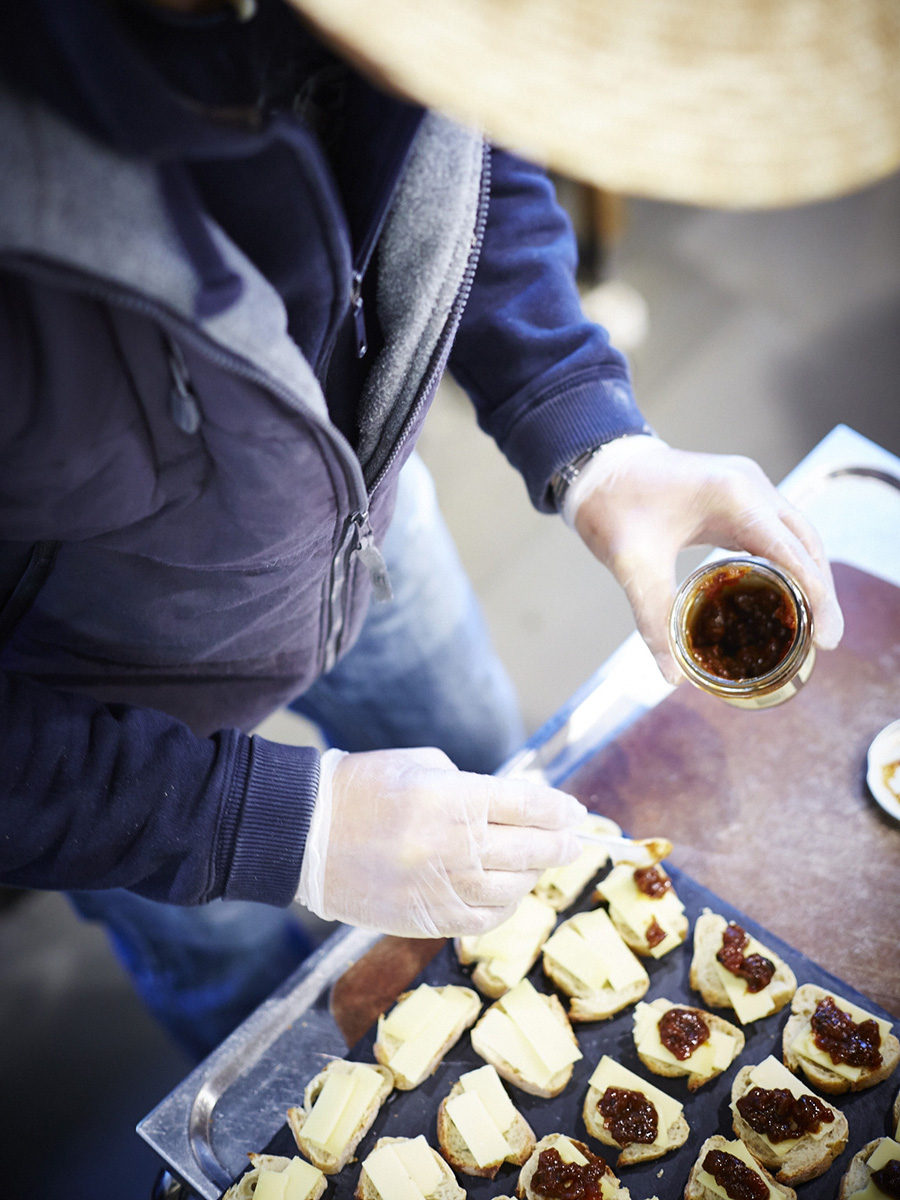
[137,434,900,1197]
[138,862,900,1200]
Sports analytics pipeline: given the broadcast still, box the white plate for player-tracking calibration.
[866,719,900,822]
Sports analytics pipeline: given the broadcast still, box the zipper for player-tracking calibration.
[321,142,491,668]
[166,335,202,434]
[367,139,492,500]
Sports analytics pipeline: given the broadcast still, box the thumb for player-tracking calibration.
[613,542,682,684]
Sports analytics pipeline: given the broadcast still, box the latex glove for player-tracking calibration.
[565,435,844,684]
[296,746,587,938]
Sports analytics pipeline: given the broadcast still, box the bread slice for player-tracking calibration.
[355,1136,465,1200]
[782,983,900,1095]
[541,907,650,1022]
[455,893,557,999]
[532,815,622,911]
[436,1072,536,1178]
[594,863,688,958]
[582,1054,689,1167]
[223,1155,326,1200]
[286,1059,393,1174]
[894,1084,900,1135]
[730,1058,848,1184]
[689,909,796,1024]
[470,982,582,1098]
[838,1136,900,1200]
[374,983,481,1090]
[515,1134,630,1200]
[633,997,744,1090]
[684,1135,797,1200]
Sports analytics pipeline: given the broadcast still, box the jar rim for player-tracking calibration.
[668,555,814,697]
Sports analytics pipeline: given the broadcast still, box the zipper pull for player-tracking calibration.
[354,514,393,601]
[167,339,202,434]
[350,271,368,359]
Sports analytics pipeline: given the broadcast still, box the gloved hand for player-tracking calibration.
[296,746,587,937]
[564,435,844,684]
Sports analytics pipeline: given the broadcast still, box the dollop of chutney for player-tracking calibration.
[811,995,882,1069]
[687,567,796,681]
[736,1085,834,1141]
[702,1149,769,1200]
[659,1006,710,1060]
[598,1086,658,1145]
[531,1146,609,1200]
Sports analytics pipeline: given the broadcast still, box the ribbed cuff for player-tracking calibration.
[216,734,320,906]
[498,375,649,511]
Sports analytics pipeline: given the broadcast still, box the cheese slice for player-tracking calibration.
[385,988,473,1083]
[459,1064,517,1131]
[446,1090,510,1167]
[600,864,685,957]
[474,1007,554,1089]
[381,984,445,1041]
[282,1157,325,1200]
[793,996,891,1083]
[544,908,648,993]
[556,1137,589,1166]
[588,1055,683,1149]
[394,1137,444,1196]
[696,1138,779,1200]
[298,1070,357,1150]
[711,932,781,1023]
[633,1001,735,1076]
[845,1138,900,1200]
[322,1065,385,1154]
[499,979,582,1076]
[253,1173,288,1200]
[363,1146,424,1200]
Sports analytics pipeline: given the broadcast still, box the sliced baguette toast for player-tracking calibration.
[287,1059,393,1174]
[470,985,581,1098]
[374,984,481,1090]
[355,1136,465,1200]
[689,908,796,1023]
[782,983,900,1094]
[582,1055,689,1166]
[633,997,744,1090]
[223,1155,326,1200]
[515,1134,631,1200]
[684,1135,797,1200]
[838,1136,900,1200]
[730,1060,848,1184]
[455,893,557,999]
[541,907,649,1022]
[436,1075,535,1178]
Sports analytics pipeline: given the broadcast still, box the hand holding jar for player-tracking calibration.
[563,435,844,685]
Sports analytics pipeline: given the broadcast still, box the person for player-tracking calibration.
[0,0,871,1059]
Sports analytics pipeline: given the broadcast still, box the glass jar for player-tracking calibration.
[668,556,815,709]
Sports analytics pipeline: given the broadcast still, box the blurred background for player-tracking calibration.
[2,171,899,1199]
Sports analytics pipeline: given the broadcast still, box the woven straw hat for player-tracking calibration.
[289,0,900,208]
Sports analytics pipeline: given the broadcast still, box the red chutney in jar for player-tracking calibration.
[531,1146,610,1200]
[687,565,797,681]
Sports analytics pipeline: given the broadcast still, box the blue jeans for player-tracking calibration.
[69,454,524,1059]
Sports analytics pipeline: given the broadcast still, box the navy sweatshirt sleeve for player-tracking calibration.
[0,669,318,906]
[449,146,650,511]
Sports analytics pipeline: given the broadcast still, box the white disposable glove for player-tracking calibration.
[564,435,844,684]
[296,746,587,937]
